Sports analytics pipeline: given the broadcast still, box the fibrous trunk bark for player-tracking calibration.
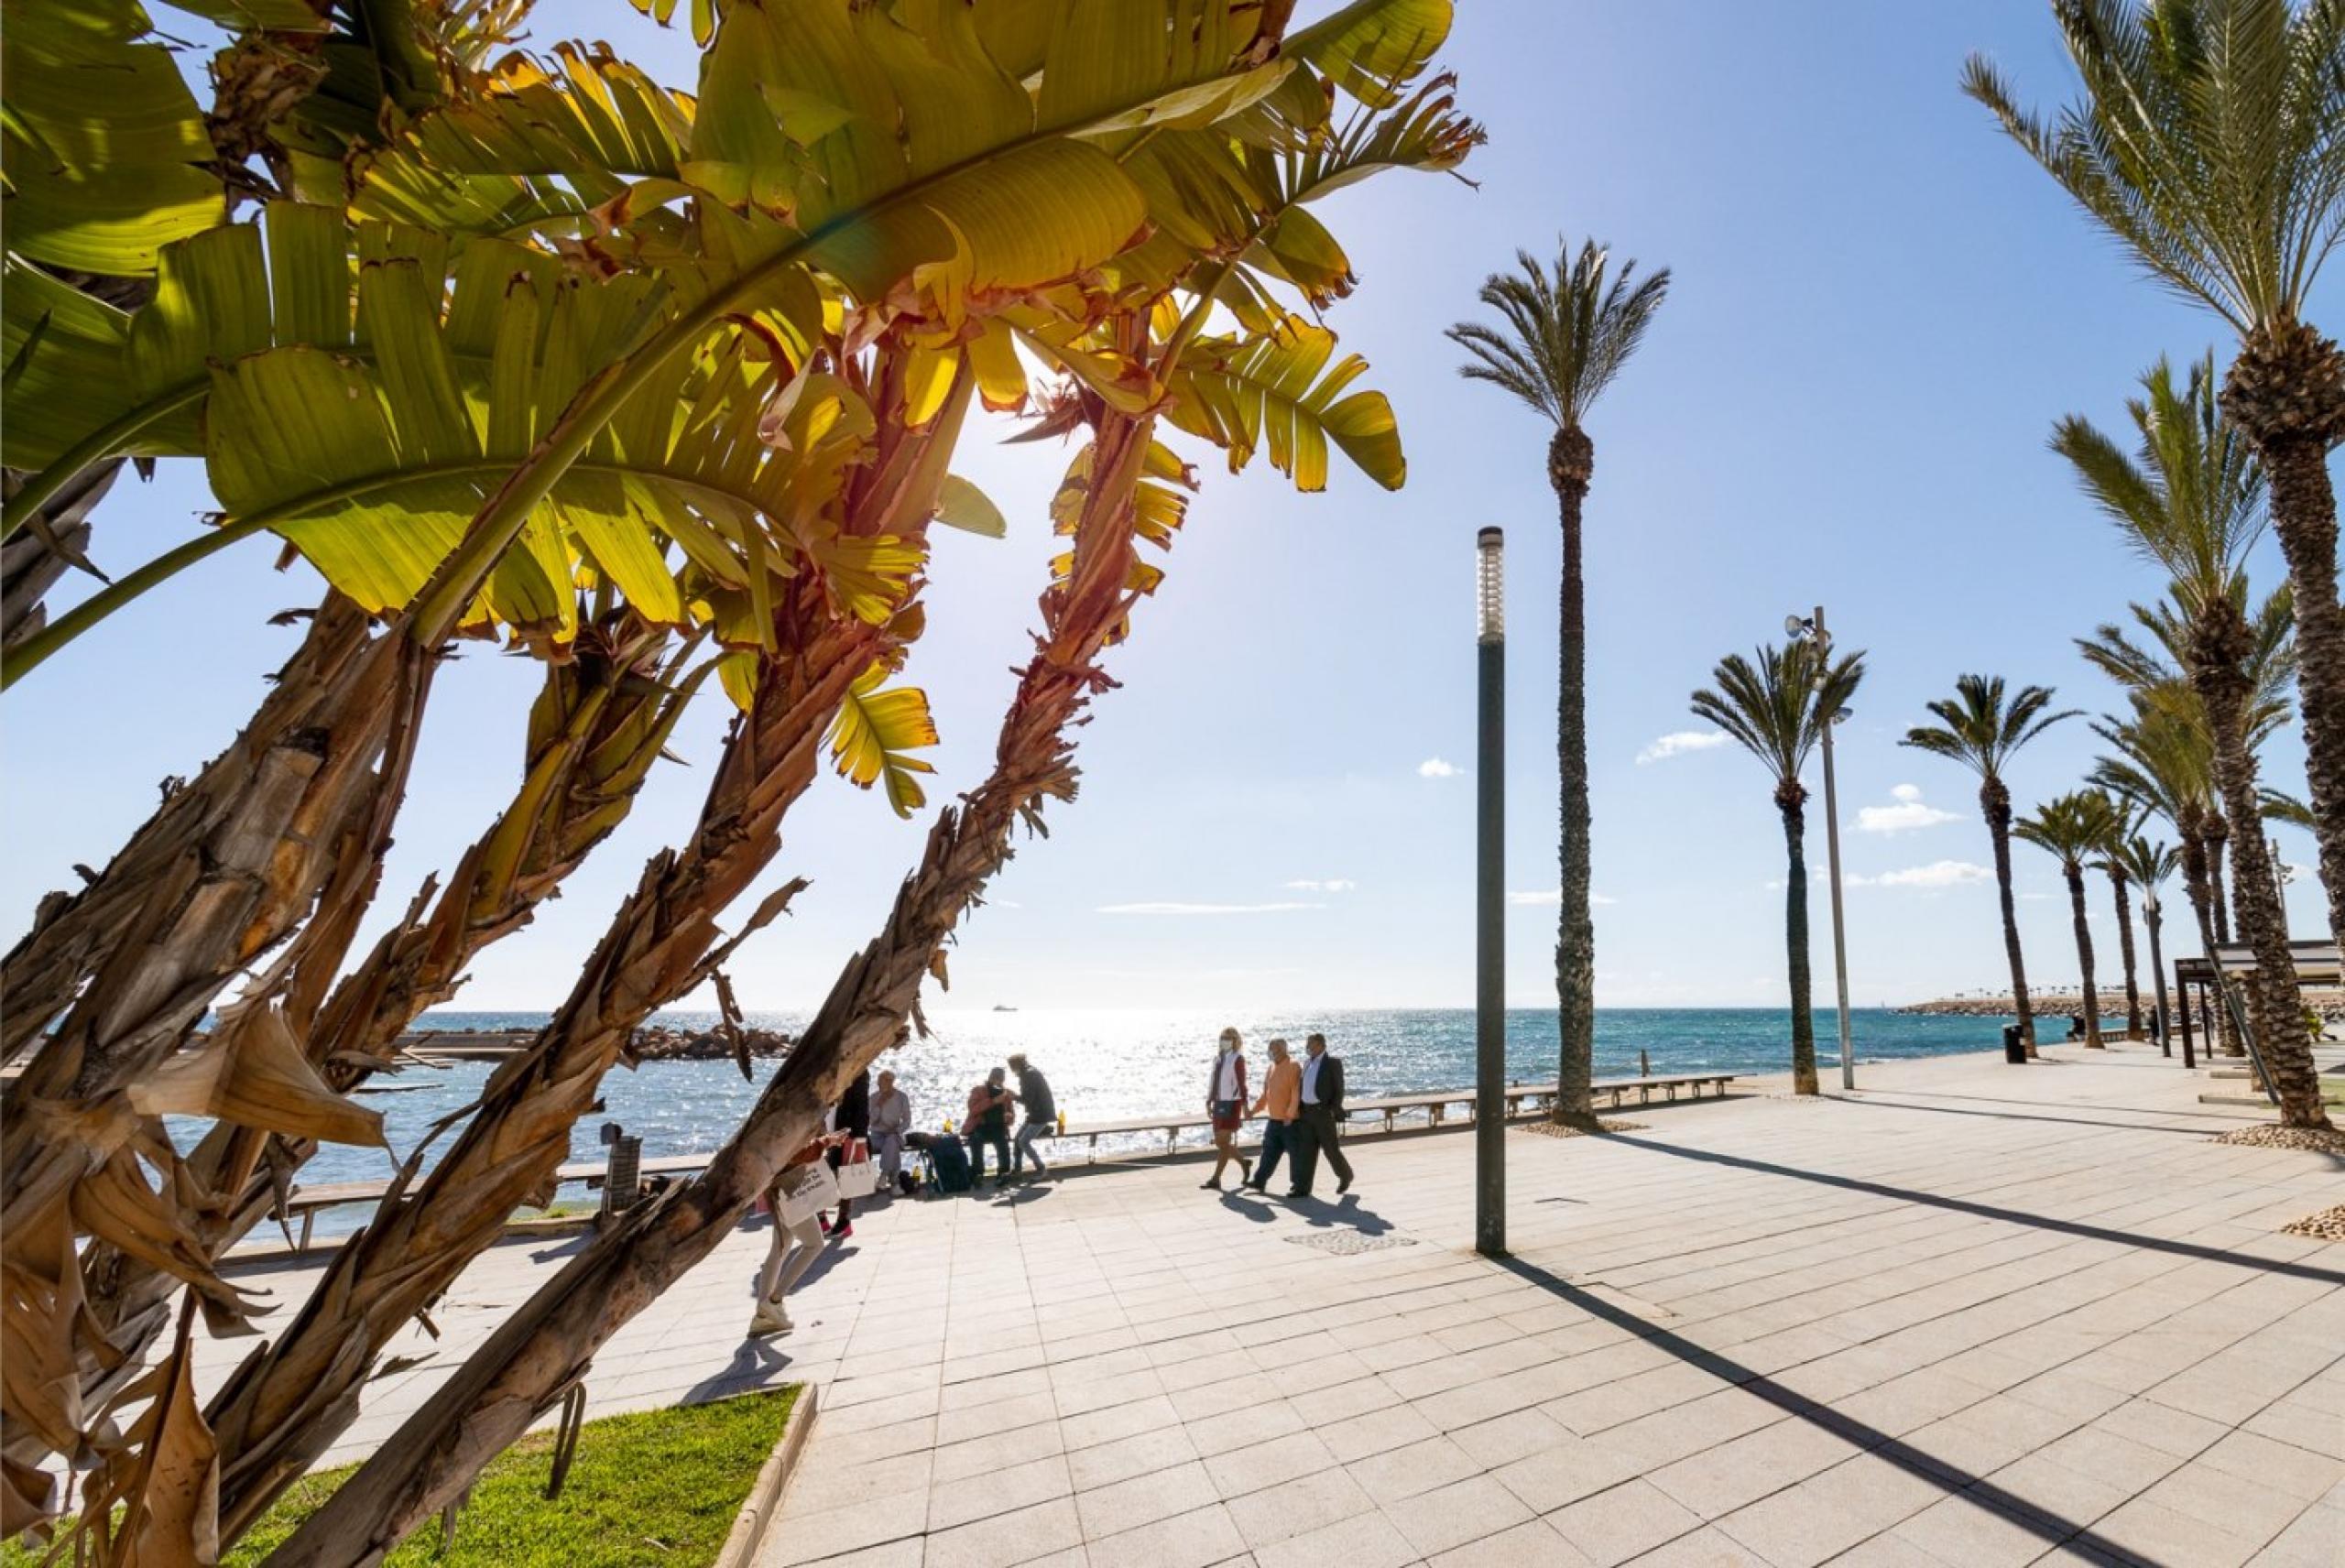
[2109,870,2142,1039]
[2193,644,2329,1128]
[2065,865,2102,1047]
[256,404,1170,1568]
[2223,321,2345,951]
[1983,777,2036,1055]
[1,461,121,654]
[72,616,693,1421]
[206,370,966,1544]
[1781,790,1817,1095]
[1550,426,1597,1125]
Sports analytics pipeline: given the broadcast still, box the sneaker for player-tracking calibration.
[831,1223,854,1243]
[1199,1179,1223,1191]
[815,1214,833,1236]
[748,1301,792,1336]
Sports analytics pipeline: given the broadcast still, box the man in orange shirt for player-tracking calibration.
[1243,1038,1301,1194]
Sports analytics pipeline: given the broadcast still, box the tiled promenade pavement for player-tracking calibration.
[209,1043,2345,1566]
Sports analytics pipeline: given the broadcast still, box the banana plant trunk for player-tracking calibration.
[1779,786,1817,1095]
[2223,324,2345,953]
[1,461,121,653]
[2062,863,2102,1047]
[2193,653,2329,1128]
[1982,776,2036,1056]
[2108,869,2143,1040]
[256,408,1167,1568]
[206,372,968,1543]
[1549,425,1597,1126]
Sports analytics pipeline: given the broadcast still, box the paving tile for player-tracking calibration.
[926,1454,1073,1533]
[1889,1494,2061,1568]
[1384,1473,1537,1559]
[2089,1496,2263,1568]
[1543,1479,1705,1567]
[1643,1419,1863,1520]
[1252,1509,1420,1568]
[1202,1431,1338,1499]
[1066,1425,1205,1493]
[1425,1518,1593,1568]
[1224,1464,1379,1549]
[1083,1502,1247,1568]
[922,1496,1084,1568]
[1074,1460,1223,1541]
[1344,1433,1484,1505]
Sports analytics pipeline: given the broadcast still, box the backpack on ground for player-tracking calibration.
[924,1136,974,1194]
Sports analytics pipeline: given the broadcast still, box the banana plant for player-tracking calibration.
[267,14,1477,1562]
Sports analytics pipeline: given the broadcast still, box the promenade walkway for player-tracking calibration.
[206,1044,2344,1566]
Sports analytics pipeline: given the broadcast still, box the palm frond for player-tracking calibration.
[1445,236,1670,431]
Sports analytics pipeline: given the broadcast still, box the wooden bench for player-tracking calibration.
[1056,1074,1741,1162]
[278,1153,715,1250]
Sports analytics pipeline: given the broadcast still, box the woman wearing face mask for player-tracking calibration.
[1202,1027,1252,1192]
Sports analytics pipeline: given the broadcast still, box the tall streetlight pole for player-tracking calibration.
[1788,606,1855,1091]
[1476,528,1506,1258]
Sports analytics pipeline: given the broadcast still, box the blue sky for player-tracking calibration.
[5,1,2334,1013]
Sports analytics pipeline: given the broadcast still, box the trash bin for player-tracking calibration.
[2001,1025,2026,1064]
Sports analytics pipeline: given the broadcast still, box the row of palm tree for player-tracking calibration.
[1456,0,2337,1126]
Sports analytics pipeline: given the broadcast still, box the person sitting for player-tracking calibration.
[1008,1052,1056,1180]
[871,1069,914,1195]
[965,1068,1016,1187]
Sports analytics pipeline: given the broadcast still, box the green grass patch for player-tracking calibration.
[229,1388,798,1566]
[11,1388,798,1568]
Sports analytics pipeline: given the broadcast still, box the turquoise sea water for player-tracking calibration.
[265,1006,2071,1236]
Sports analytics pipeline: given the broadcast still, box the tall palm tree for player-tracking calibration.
[2113,832,2183,1050]
[1689,639,1867,1095]
[1903,676,2081,1052]
[2087,792,2147,1037]
[2016,790,2126,1047]
[2051,354,2329,1124]
[1966,0,2345,952]
[1450,238,1669,1126]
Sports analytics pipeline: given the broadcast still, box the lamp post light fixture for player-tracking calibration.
[1476,528,1506,1258]
[1786,606,1855,1092]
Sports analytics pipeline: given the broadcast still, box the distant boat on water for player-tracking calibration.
[993,1005,1018,1013]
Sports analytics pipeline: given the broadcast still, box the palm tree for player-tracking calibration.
[2113,832,2183,1051]
[2016,791,2126,1047]
[1689,639,1866,1094]
[1966,0,2345,952]
[1903,676,2081,1053]
[1449,238,1669,1127]
[2050,354,2329,1125]
[2088,794,2147,1037]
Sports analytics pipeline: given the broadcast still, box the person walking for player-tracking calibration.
[871,1069,913,1194]
[1202,1027,1253,1191]
[751,1130,844,1336]
[1287,1032,1353,1199]
[1008,1052,1056,1180]
[1243,1038,1300,1194]
[965,1067,1016,1187]
[820,1067,870,1240]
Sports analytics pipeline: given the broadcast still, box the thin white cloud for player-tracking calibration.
[1855,782,1960,835]
[1852,860,1991,889]
[1635,731,1727,765]
[1508,889,1617,907]
[1418,757,1462,779]
[1096,900,1324,915]
[1283,878,1358,893]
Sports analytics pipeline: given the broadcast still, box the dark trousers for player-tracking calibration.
[1249,1119,1295,1190]
[967,1127,1011,1183]
[1289,1105,1352,1195]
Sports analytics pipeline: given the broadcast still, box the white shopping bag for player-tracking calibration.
[775,1160,839,1227]
[834,1138,878,1199]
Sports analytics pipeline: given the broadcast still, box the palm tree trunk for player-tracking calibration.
[2203,819,2232,944]
[255,406,1170,1568]
[1781,792,1817,1095]
[2224,329,2345,951]
[2144,901,2171,1056]
[2065,865,2102,1047]
[1550,426,1597,1126]
[2109,870,2142,1039]
[2180,818,2241,1058]
[1983,778,2036,1055]
[2195,658,2329,1128]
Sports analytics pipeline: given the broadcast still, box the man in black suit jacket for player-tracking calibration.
[1287,1032,1354,1198]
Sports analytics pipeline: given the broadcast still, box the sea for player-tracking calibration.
[266,1006,2043,1237]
